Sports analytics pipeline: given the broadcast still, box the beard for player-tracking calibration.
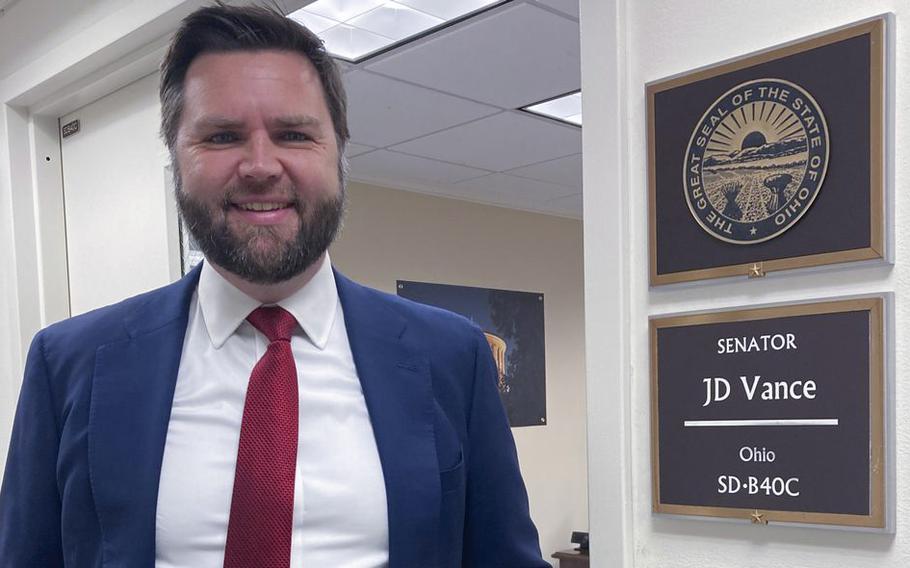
[174,170,345,285]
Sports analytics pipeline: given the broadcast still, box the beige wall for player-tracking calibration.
[331,181,589,558]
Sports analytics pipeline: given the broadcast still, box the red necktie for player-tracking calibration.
[224,306,299,568]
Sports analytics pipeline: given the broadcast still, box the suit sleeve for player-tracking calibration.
[462,329,551,568]
[0,331,65,567]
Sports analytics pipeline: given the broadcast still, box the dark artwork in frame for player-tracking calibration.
[397,280,547,428]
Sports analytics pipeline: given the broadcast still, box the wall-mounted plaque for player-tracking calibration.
[397,280,546,428]
[648,16,889,285]
[650,297,890,529]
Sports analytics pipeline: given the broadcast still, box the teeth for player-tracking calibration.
[238,202,288,212]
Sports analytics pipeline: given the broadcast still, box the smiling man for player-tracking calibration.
[0,4,548,568]
[172,49,345,300]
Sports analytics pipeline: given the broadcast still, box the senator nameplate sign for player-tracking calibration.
[650,297,887,528]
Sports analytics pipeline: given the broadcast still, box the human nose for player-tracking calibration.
[237,132,282,182]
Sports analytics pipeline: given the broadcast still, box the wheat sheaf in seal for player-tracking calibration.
[683,78,829,244]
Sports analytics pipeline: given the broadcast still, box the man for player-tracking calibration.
[0,4,548,567]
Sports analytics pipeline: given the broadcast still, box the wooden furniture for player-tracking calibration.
[551,549,589,568]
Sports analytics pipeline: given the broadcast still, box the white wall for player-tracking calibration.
[0,0,127,81]
[59,71,175,316]
[332,182,589,558]
[582,0,908,567]
[579,0,632,565]
[0,103,20,485]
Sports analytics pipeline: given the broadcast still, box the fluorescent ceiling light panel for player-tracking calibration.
[523,91,582,126]
[305,0,386,21]
[289,0,501,61]
[318,24,391,61]
[350,4,443,41]
[395,0,498,20]
[288,10,339,34]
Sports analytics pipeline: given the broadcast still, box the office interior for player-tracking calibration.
[0,1,907,567]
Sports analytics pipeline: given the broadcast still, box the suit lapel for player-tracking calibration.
[335,272,440,568]
[88,266,201,567]
[89,267,440,566]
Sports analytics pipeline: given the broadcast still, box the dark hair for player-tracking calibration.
[159,2,349,154]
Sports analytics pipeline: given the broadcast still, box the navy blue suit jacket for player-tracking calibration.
[0,265,548,567]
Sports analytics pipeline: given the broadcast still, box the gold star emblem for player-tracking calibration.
[751,510,768,525]
[748,263,765,278]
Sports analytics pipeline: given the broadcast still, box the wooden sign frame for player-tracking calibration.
[647,16,890,285]
[650,296,891,530]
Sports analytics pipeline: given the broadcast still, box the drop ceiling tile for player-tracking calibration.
[452,173,576,203]
[345,142,375,157]
[344,71,498,147]
[336,59,356,73]
[365,3,579,108]
[541,191,582,217]
[389,111,580,171]
[507,153,582,189]
[349,149,490,186]
[456,189,525,210]
[535,0,579,19]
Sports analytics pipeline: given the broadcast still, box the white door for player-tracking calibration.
[59,72,181,316]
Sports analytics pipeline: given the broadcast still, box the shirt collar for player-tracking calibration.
[197,254,339,350]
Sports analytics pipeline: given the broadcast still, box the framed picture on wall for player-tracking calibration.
[397,280,547,428]
[647,15,891,285]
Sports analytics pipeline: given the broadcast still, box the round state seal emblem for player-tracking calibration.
[683,78,829,244]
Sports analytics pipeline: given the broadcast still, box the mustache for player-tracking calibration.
[219,183,303,211]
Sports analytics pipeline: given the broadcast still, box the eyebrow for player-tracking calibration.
[192,115,322,130]
[194,116,244,131]
[273,115,321,128]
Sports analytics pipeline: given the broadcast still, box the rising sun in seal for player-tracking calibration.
[683,78,829,244]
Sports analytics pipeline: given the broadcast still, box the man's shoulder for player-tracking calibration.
[38,271,198,351]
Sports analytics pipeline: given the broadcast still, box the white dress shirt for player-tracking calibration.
[155,255,389,567]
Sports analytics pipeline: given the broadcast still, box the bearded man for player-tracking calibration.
[0,4,547,567]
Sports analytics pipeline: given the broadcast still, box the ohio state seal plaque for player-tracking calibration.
[683,79,829,244]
